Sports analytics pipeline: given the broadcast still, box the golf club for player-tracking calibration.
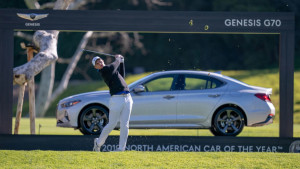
[81,49,116,57]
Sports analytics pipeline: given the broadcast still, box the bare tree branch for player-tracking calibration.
[120,32,133,54]
[24,0,40,9]
[46,31,94,111]
[129,0,139,6]
[145,0,172,10]
[40,2,55,9]
[91,32,118,39]
[57,57,72,64]
[151,0,172,6]
[40,0,77,10]
[68,0,89,9]
[14,32,33,42]
[54,0,73,10]
[75,67,93,81]
[133,32,147,55]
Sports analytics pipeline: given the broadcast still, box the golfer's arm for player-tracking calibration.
[119,62,125,78]
[110,59,121,72]
[111,58,125,77]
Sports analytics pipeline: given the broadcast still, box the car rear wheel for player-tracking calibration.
[212,107,245,136]
[79,105,109,135]
[209,127,222,136]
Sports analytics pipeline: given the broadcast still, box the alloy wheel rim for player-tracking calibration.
[217,109,242,135]
[83,108,107,133]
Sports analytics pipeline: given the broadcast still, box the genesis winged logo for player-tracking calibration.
[17,13,48,21]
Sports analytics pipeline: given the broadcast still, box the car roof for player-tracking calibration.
[151,70,222,77]
[150,70,248,86]
[129,70,250,89]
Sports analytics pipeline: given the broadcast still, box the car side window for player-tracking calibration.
[185,77,207,90]
[143,76,174,92]
[183,75,223,90]
[207,78,223,89]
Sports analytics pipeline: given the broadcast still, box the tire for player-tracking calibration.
[212,107,245,136]
[209,127,222,136]
[79,105,109,135]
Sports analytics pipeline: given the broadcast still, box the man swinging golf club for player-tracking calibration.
[92,54,133,152]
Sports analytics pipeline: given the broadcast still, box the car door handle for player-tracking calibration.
[163,95,175,100]
[208,94,220,98]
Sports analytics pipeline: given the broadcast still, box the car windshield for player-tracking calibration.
[128,73,154,89]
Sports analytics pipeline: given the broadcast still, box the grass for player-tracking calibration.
[12,117,300,137]
[0,150,299,169]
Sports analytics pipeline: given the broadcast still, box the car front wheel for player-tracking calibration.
[79,105,109,135]
[212,107,245,136]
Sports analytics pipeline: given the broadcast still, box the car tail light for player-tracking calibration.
[255,93,271,102]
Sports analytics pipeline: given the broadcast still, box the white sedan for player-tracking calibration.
[56,70,275,136]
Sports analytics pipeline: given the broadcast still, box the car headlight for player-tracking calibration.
[61,100,81,108]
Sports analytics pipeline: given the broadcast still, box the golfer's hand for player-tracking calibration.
[115,54,124,63]
[115,54,123,59]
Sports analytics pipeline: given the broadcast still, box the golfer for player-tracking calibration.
[92,54,133,152]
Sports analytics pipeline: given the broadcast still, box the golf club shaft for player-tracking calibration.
[81,49,116,57]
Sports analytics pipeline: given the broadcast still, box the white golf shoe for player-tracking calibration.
[93,138,101,152]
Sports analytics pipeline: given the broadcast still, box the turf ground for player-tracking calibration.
[11,117,300,137]
[1,150,299,169]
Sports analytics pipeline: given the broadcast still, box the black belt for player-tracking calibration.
[115,91,130,95]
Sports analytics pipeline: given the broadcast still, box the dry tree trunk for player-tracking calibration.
[13,30,59,85]
[13,0,73,85]
[36,63,55,117]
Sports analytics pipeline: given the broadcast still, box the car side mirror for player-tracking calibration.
[133,85,145,93]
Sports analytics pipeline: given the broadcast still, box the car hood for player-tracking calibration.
[61,90,110,101]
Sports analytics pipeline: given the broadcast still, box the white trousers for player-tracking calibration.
[97,94,133,151]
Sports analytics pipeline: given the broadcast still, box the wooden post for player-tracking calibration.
[14,83,26,134]
[27,46,36,135]
[14,44,38,135]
